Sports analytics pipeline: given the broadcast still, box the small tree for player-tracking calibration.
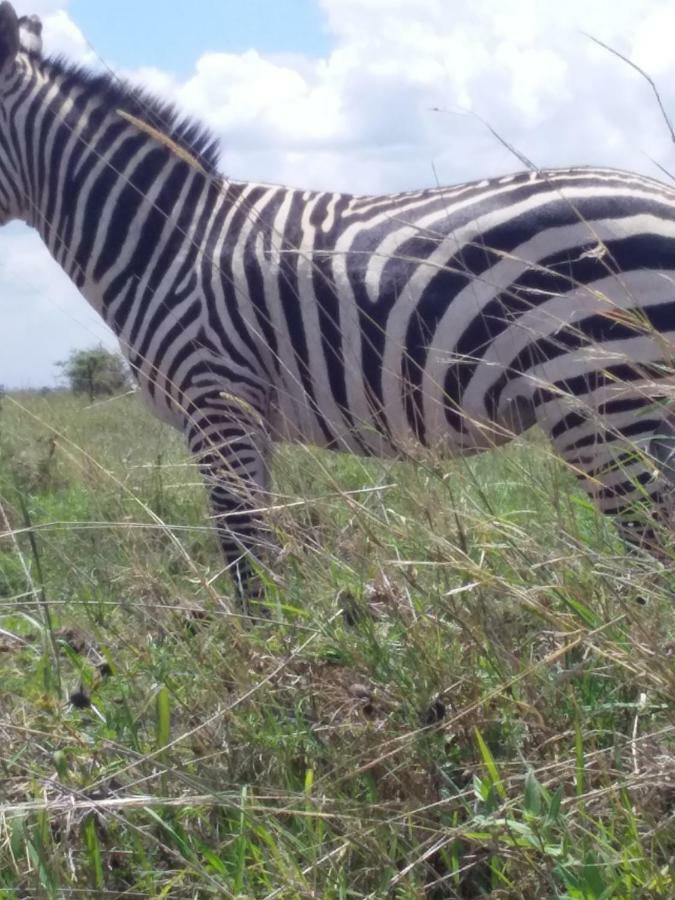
[57,347,132,401]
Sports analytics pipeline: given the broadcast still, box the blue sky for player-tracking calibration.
[3,0,675,387]
[69,0,333,73]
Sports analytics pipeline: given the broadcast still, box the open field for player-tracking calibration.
[0,389,673,898]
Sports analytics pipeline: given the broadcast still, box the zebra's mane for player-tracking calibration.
[41,56,222,177]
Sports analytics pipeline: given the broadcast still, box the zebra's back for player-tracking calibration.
[230,167,675,459]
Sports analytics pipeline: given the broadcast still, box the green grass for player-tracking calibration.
[0,389,672,898]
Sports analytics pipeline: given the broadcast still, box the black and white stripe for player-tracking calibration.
[1,2,675,600]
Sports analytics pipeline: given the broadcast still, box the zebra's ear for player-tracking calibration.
[0,2,19,76]
[18,14,42,56]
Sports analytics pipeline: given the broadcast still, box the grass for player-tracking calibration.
[0,388,672,898]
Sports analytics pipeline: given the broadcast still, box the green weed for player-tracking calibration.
[0,390,672,897]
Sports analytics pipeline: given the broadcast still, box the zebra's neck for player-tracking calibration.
[7,55,223,324]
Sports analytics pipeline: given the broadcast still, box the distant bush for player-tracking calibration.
[57,346,132,400]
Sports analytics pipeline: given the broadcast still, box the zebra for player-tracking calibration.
[2,2,675,607]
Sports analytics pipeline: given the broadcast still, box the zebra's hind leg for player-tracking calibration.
[186,390,275,615]
[549,411,675,560]
[648,417,675,488]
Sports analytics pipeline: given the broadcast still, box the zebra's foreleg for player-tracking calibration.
[186,395,274,612]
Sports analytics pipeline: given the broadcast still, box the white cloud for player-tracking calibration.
[149,0,675,192]
[3,0,675,386]
[178,50,343,148]
[632,5,675,75]
[40,9,95,64]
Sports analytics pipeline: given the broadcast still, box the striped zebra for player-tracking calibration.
[2,3,675,606]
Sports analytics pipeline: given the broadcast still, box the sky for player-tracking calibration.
[3,0,675,387]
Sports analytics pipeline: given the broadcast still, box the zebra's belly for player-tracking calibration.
[269,413,512,459]
[268,393,404,458]
[267,381,516,459]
